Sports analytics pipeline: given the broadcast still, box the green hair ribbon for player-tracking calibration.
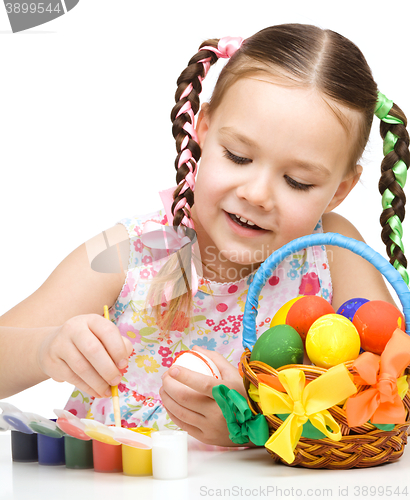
[375,92,409,285]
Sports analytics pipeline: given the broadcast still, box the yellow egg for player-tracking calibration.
[305,313,360,368]
[270,296,303,327]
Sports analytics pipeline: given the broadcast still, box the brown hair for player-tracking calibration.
[151,24,409,331]
[379,105,410,275]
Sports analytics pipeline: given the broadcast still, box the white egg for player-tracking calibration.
[173,351,222,379]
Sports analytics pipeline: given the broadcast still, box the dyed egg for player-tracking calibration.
[250,325,304,368]
[337,298,369,322]
[352,300,405,355]
[286,295,334,341]
[173,350,221,379]
[306,314,360,368]
[270,297,303,327]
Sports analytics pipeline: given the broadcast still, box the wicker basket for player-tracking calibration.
[240,233,410,469]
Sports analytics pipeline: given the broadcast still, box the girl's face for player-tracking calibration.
[191,77,362,280]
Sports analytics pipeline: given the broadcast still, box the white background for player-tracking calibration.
[1,1,409,416]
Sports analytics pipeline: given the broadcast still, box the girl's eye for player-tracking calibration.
[284,175,314,191]
[223,148,252,165]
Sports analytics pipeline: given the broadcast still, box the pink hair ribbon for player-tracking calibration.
[140,220,198,301]
[200,36,244,59]
[174,36,244,229]
[159,186,176,226]
[345,328,410,427]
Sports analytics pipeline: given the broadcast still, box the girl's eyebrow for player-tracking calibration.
[219,126,331,177]
[292,159,331,178]
[219,127,259,149]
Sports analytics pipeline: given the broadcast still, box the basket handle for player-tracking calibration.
[242,232,410,350]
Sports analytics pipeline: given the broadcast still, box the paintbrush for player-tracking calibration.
[104,305,121,427]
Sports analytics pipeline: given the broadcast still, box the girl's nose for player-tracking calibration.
[236,173,275,211]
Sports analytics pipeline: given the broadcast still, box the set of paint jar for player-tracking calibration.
[0,403,188,479]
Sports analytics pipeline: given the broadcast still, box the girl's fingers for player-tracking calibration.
[160,384,206,428]
[161,366,236,446]
[191,346,246,396]
[86,314,132,369]
[163,407,204,441]
[122,337,134,358]
[163,394,230,446]
[191,346,239,378]
[160,376,215,418]
[51,359,102,399]
[73,332,122,388]
[38,314,132,395]
[165,365,218,398]
[65,314,131,387]
[59,343,113,397]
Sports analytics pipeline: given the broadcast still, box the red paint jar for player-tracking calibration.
[92,440,122,473]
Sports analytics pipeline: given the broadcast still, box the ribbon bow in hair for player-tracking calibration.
[212,385,269,446]
[345,328,410,427]
[140,221,198,301]
[200,36,244,59]
[258,364,357,464]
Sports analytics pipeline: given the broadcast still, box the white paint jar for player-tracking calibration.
[152,430,188,480]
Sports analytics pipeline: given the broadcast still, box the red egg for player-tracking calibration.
[286,295,334,341]
[352,300,405,354]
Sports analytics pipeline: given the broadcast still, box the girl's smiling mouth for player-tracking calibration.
[225,211,269,235]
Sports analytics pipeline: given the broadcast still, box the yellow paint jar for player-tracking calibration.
[121,427,155,476]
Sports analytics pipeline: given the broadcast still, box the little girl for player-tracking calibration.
[0,24,408,447]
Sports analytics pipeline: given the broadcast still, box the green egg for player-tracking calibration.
[250,324,304,368]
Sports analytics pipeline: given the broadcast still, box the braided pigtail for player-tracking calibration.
[147,37,244,333]
[375,92,410,285]
[170,37,244,228]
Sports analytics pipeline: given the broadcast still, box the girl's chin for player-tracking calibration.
[218,249,266,267]
[204,258,261,283]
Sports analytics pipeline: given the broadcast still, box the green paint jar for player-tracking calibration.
[64,435,94,469]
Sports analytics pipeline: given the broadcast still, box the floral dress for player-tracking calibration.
[64,209,332,431]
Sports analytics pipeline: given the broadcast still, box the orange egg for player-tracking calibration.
[286,295,334,341]
[270,297,303,327]
[352,300,405,354]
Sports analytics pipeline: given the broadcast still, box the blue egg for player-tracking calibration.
[336,298,369,322]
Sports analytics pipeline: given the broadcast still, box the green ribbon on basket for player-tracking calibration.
[375,92,409,286]
[212,385,269,446]
[373,422,395,431]
[276,414,328,439]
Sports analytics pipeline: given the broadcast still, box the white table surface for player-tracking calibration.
[1,433,409,500]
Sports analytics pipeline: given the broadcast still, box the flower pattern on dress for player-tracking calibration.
[299,271,321,295]
[158,310,189,332]
[119,322,141,345]
[190,337,218,350]
[135,355,161,373]
[64,210,332,430]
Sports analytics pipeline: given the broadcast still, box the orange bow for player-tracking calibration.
[345,328,410,427]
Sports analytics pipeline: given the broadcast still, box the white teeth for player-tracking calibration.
[235,214,256,226]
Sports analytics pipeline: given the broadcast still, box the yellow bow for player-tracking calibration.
[258,364,357,463]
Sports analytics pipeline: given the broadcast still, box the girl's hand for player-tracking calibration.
[160,346,250,447]
[37,314,133,399]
